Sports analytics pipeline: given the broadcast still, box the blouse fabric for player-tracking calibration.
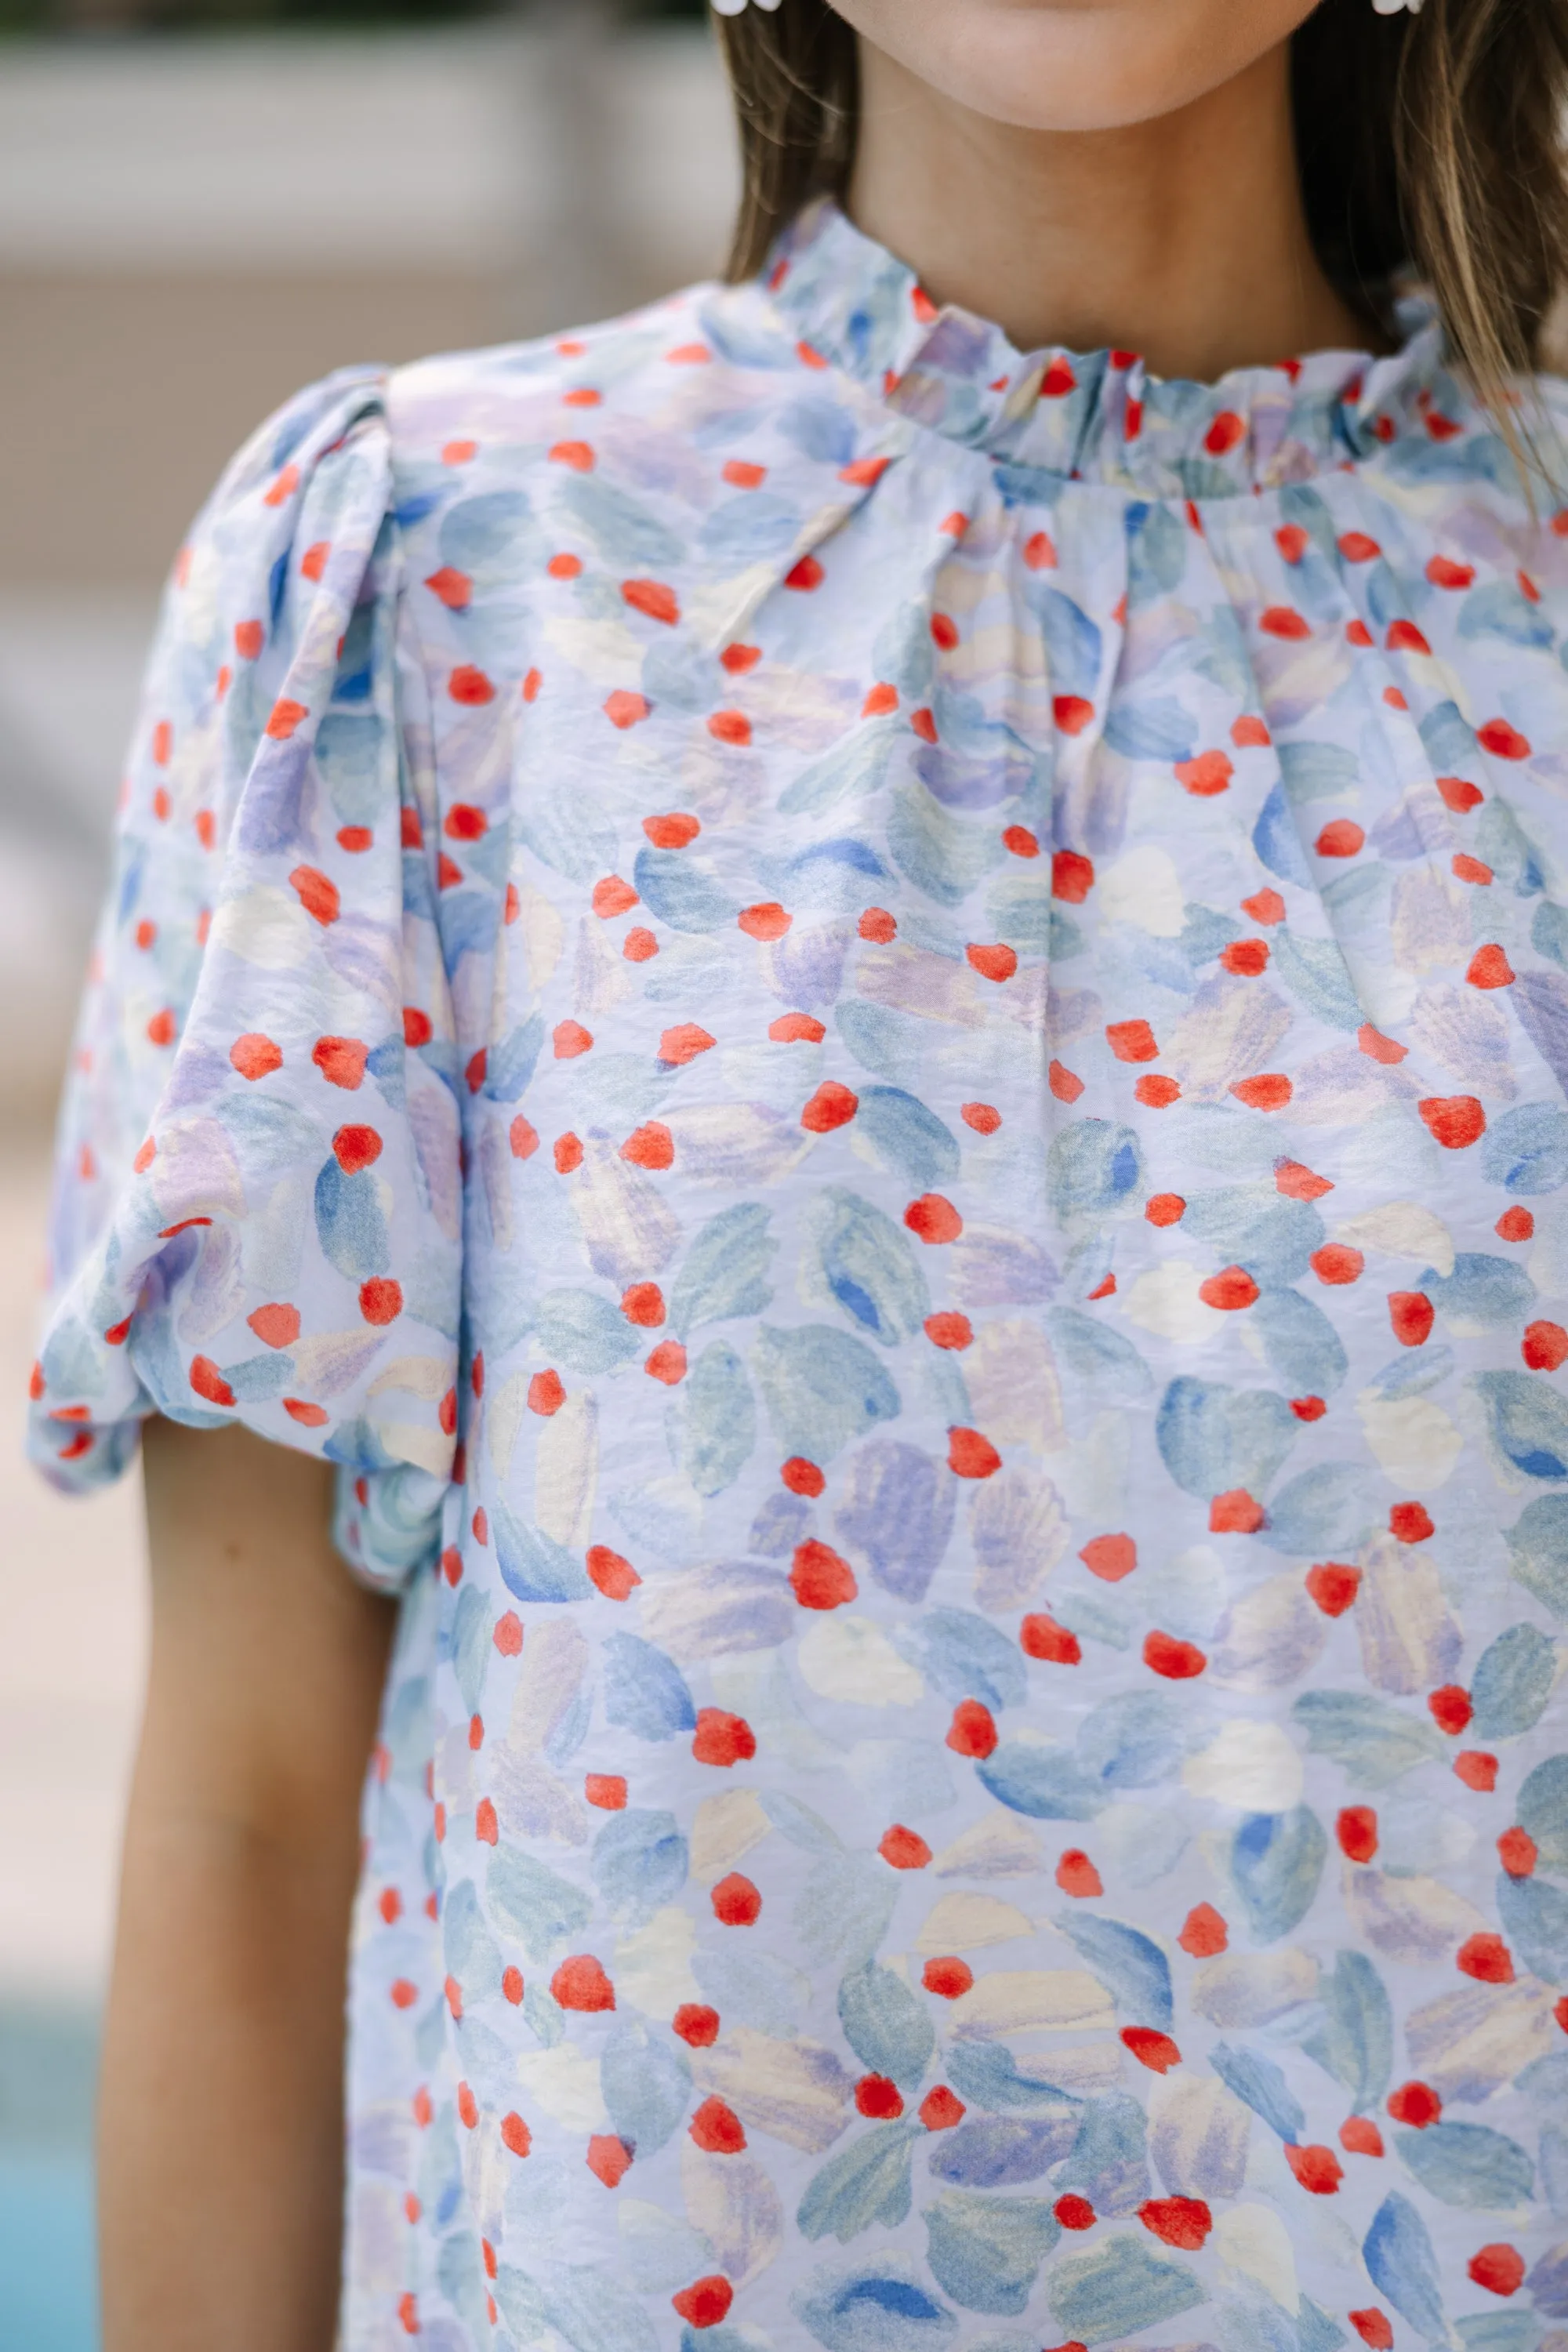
[31,198,1568,2352]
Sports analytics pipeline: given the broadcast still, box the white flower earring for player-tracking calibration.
[713,0,782,13]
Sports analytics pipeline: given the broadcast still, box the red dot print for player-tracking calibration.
[688,2096,747,2154]
[1178,1904,1228,1957]
[359,1279,403,1327]
[1242,887,1287,923]
[1121,2028,1183,2075]
[1056,1849,1103,1898]
[1315,819,1364,858]
[1049,1060,1086,1103]
[550,1955,615,2012]
[858,906,897,942]
[1145,1192,1185,1227]
[586,2134,633,2189]
[966,942,1018,982]
[1219,938,1269,975]
[961,1101,1001,1133]
[554,1132,583,1173]
[781,1456,826,1497]
[604,691,651,730]
[312,1035,368,1090]
[592,874,638,919]
[948,1427,1002,1479]
[230,1032,283,1081]
[1174,750,1233,797]
[1499,1826,1538,1878]
[658,1022,714,1065]
[673,2004,720,2047]
[1143,1631,1206,1679]
[1340,2118,1384,2158]
[1138,2196,1211,2249]
[1454,1750,1498,1792]
[1305,1563,1361,1617]
[1231,1073,1293,1111]
[1311,1244,1363,1286]
[1199,1267,1260,1311]
[500,2111,531,2158]
[1080,1534,1136,1582]
[1468,942,1515,989]
[586,1544,640,1600]
[855,2074,905,2120]
[1349,2311,1394,2350]
[801,1081,859,1132]
[621,1122,674,1169]
[1284,2143,1344,2196]
[1053,693,1093,735]
[692,1709,757,1767]
[333,1123,383,1174]
[920,2085,965,2131]
[1260,606,1311,640]
[1468,2245,1526,2297]
[1392,1501,1436,1543]
[1337,1806,1378,1863]
[878,1825,931,1870]
[789,1539,857,1610]
[248,1302,300,1349]
[672,2278,733,2330]
[1457,1933,1514,1984]
[528,1370,566,1417]
[644,1340,687,1385]
[1418,1094,1486,1149]
[1428,1683,1472,1733]
[1479,717,1531,760]
[622,578,680,626]
[1002,824,1038,858]
[1106,1019,1159,1063]
[946,1700,998,1759]
[738,899,789,938]
[1388,1291,1434,1348]
[1275,1158,1333,1199]
[711,1873,762,1925]
[1052,850,1095,901]
[621,1281,666,1327]
[1021,1612,1082,1666]
[1524,1320,1568,1370]
[493,1612,523,1655]
[1210,1489,1266,1534]
[906,1194,962,1243]
[1389,2083,1445,2130]
[924,1312,973,1351]
[922,1957,974,1998]
[585,1774,628,1810]
[1497,1207,1535,1241]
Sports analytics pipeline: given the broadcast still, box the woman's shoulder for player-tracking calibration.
[381,272,799,481]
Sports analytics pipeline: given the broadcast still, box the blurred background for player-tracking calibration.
[0,2,735,2340]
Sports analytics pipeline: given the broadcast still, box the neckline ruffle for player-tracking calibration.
[764,198,1460,498]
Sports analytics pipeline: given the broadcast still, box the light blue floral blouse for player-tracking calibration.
[31,198,1568,2352]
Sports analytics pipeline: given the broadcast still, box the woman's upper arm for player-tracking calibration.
[139,1417,394,1828]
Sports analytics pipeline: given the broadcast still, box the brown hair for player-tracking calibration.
[713,0,1568,421]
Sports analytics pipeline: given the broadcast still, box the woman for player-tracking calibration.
[31,0,1568,2343]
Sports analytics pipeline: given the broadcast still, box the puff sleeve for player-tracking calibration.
[27,371,463,1590]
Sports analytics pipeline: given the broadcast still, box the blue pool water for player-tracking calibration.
[0,2009,100,2352]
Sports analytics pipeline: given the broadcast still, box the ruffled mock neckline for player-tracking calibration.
[764,198,1457,497]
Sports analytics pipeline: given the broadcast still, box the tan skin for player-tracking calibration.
[103,5,1375,2345]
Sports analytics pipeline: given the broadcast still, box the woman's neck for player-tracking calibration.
[847,38,1379,379]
